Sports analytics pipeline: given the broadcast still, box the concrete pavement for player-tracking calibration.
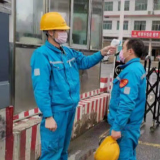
[68,118,160,160]
[68,62,160,160]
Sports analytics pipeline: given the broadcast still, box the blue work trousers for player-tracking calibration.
[40,108,76,160]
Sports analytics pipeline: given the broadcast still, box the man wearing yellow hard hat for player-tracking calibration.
[30,12,116,160]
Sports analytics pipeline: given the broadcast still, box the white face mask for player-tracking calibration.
[119,50,125,63]
[119,50,130,63]
[55,32,68,44]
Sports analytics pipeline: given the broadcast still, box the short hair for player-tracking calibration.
[126,38,146,58]
[43,31,48,37]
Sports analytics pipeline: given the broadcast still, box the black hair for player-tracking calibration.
[126,38,146,58]
[44,31,48,37]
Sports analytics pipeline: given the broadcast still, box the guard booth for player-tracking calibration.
[10,0,104,115]
[0,1,109,159]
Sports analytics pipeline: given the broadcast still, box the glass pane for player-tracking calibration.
[152,21,160,30]
[118,1,121,11]
[104,2,113,11]
[72,0,89,45]
[90,0,103,50]
[125,1,130,11]
[123,21,128,30]
[134,21,139,30]
[142,21,146,30]
[50,0,70,43]
[104,21,112,30]
[118,1,130,11]
[154,0,160,10]
[117,21,119,30]
[134,21,146,30]
[16,0,43,44]
[80,51,100,94]
[15,46,37,114]
[50,0,70,27]
[135,0,147,10]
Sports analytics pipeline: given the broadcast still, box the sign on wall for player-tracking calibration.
[132,31,160,39]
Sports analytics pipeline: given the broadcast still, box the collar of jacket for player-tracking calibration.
[45,40,62,53]
[120,58,140,69]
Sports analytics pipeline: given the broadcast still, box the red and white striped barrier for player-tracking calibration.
[80,89,101,99]
[100,75,113,93]
[100,78,108,92]
[13,116,41,160]
[13,89,101,122]
[8,93,110,160]
[72,93,110,139]
[13,108,41,122]
[0,106,14,160]
[0,76,112,160]
[13,77,110,122]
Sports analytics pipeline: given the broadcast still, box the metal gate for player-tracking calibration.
[144,56,160,132]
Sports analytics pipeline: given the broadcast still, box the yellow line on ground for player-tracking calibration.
[100,131,160,149]
[139,141,160,149]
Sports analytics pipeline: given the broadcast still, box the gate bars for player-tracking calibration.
[144,56,160,132]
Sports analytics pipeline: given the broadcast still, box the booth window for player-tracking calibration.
[90,0,103,50]
[50,0,70,24]
[72,0,89,46]
[16,0,43,44]
[50,0,70,43]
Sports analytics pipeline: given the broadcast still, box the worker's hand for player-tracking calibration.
[45,117,57,132]
[100,46,116,56]
[111,130,121,140]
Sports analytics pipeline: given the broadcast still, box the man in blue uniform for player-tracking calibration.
[108,38,146,160]
[30,12,116,160]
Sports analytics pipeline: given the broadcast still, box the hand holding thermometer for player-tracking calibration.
[107,39,121,55]
[101,39,119,57]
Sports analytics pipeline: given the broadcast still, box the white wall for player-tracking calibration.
[103,0,160,38]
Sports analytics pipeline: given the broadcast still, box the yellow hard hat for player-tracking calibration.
[94,136,120,160]
[40,12,70,31]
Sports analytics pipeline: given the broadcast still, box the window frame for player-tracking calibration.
[152,21,160,31]
[154,0,160,10]
[117,21,128,30]
[103,21,112,30]
[134,21,146,31]
[118,1,130,11]
[135,0,147,11]
[104,2,113,11]
[15,0,44,46]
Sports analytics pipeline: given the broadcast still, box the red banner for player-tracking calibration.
[131,31,160,39]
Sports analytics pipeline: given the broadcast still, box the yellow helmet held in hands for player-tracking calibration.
[40,12,70,31]
[94,136,120,160]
